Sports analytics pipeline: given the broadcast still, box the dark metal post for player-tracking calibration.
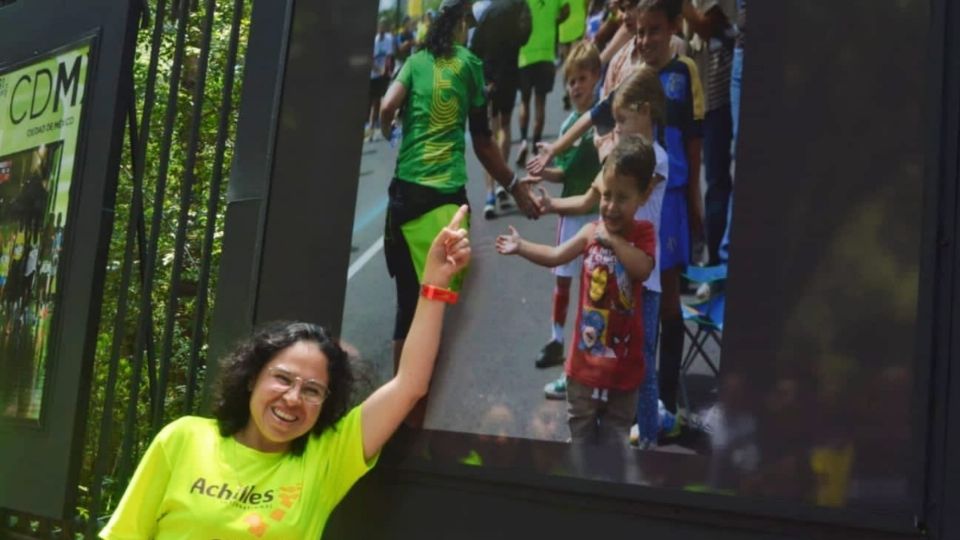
[202,0,296,410]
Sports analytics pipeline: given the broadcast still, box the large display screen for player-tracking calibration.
[0,43,89,422]
[336,0,928,529]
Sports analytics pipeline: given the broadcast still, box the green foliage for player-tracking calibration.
[74,0,252,530]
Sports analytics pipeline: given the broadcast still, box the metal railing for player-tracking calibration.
[1,0,252,536]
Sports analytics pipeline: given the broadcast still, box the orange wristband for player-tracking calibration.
[421,284,458,304]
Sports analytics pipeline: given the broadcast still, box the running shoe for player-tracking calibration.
[543,374,566,400]
[535,340,565,368]
[483,194,496,219]
[495,185,512,209]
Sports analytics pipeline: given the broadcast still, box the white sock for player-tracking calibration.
[551,323,564,344]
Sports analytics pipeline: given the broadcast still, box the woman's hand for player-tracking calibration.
[495,225,522,255]
[421,205,471,287]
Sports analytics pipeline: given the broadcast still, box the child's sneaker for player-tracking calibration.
[483,193,497,219]
[534,340,564,368]
[543,374,566,400]
[495,185,512,209]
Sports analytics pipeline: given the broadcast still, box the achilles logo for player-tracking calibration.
[190,477,275,505]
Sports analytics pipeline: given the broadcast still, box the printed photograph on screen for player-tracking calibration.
[0,41,89,421]
[0,143,66,419]
[339,0,740,459]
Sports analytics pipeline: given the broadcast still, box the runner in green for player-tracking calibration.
[516,0,570,166]
[559,0,588,45]
[380,0,542,423]
[558,0,588,111]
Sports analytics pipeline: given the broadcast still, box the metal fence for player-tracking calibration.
[1,0,252,536]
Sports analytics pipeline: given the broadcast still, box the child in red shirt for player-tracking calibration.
[497,136,656,445]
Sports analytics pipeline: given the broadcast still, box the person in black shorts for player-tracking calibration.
[516,0,569,166]
[470,0,532,218]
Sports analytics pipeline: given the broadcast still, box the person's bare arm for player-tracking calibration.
[594,11,624,52]
[600,23,631,65]
[538,167,565,183]
[473,130,542,218]
[380,81,408,139]
[361,206,470,461]
[496,222,592,267]
[528,112,594,174]
[682,0,728,41]
[541,181,600,215]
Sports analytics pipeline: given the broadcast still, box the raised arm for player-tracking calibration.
[360,206,470,461]
[681,0,729,41]
[496,222,592,267]
[527,112,594,175]
[599,23,631,65]
[380,80,408,139]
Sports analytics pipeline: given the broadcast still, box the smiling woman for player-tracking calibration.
[97,207,472,540]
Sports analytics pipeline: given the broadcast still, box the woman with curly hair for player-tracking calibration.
[100,207,471,539]
[379,0,542,409]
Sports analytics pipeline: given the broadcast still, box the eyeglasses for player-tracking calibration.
[265,366,329,405]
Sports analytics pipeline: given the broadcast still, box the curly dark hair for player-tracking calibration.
[424,1,468,58]
[212,321,353,456]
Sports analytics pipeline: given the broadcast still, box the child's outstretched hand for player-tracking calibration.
[422,205,471,288]
[495,226,522,255]
[526,142,555,175]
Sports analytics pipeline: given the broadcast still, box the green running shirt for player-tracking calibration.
[559,0,586,44]
[555,110,601,202]
[395,46,486,193]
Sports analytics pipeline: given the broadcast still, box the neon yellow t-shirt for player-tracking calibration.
[558,0,586,44]
[99,407,377,540]
[519,0,564,67]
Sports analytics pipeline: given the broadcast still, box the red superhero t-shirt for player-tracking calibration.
[565,219,656,391]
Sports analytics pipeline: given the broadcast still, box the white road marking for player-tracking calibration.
[347,236,384,281]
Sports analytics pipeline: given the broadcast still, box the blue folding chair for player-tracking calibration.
[678,264,726,416]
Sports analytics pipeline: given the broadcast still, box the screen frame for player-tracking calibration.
[212,0,952,535]
[367,0,943,532]
[0,35,98,430]
[0,0,139,519]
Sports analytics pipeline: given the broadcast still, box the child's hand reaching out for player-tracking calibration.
[495,226,522,255]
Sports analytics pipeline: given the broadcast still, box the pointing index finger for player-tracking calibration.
[447,204,468,230]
